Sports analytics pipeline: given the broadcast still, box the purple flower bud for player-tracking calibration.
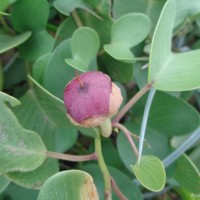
[64,71,123,128]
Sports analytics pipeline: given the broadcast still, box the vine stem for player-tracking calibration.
[138,88,156,163]
[112,123,139,158]
[72,10,83,27]
[94,129,112,200]
[46,151,97,162]
[112,82,153,124]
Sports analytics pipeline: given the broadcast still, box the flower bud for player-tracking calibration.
[64,71,123,130]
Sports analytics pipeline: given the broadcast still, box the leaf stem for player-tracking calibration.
[112,82,153,124]
[138,88,156,163]
[113,123,139,158]
[72,10,83,27]
[111,177,128,200]
[46,151,97,162]
[94,129,112,200]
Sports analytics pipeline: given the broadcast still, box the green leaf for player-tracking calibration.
[117,122,171,172]
[0,64,3,90]
[6,158,58,189]
[55,127,78,153]
[99,53,134,83]
[190,146,200,171]
[0,91,20,107]
[0,176,10,193]
[10,0,49,33]
[148,0,200,91]
[65,27,100,72]
[54,0,100,19]
[32,53,52,84]
[0,0,16,12]
[104,13,151,62]
[77,12,112,48]
[43,39,75,99]
[131,155,166,192]
[95,0,111,17]
[0,31,31,54]
[19,31,54,61]
[0,183,39,200]
[175,0,200,27]
[55,17,77,46]
[37,170,99,200]
[113,0,165,34]
[81,164,143,200]
[131,91,200,136]
[174,154,200,193]
[0,101,46,175]
[7,76,79,188]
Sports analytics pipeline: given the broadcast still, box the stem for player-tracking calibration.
[97,49,106,56]
[112,83,153,124]
[75,70,85,88]
[111,177,128,200]
[94,130,112,200]
[72,10,83,27]
[46,151,97,162]
[47,23,58,33]
[162,126,200,168]
[113,123,139,158]
[138,88,156,163]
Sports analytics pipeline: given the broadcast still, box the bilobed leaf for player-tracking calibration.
[65,27,100,72]
[148,0,200,91]
[153,51,200,91]
[131,155,166,192]
[37,170,99,200]
[0,31,31,54]
[112,0,166,33]
[104,13,151,62]
[10,0,49,33]
[54,0,100,19]
[0,99,46,175]
[174,154,200,193]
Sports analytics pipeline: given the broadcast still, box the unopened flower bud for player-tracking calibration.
[64,71,123,135]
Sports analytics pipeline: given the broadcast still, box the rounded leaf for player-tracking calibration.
[37,170,99,200]
[65,27,100,72]
[0,102,47,175]
[104,13,151,61]
[0,31,31,54]
[10,0,49,33]
[131,155,166,192]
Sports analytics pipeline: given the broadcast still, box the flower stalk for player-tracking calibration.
[94,128,112,200]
